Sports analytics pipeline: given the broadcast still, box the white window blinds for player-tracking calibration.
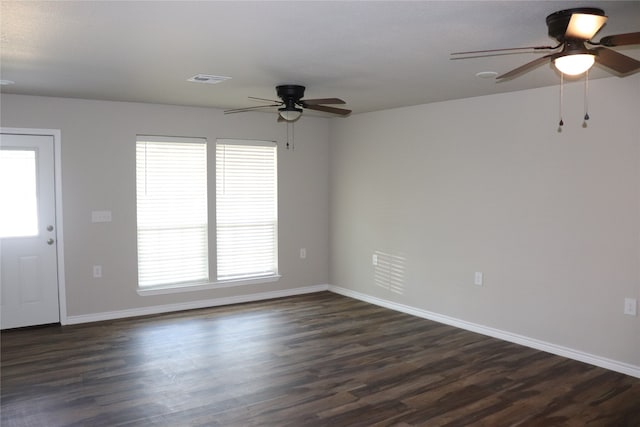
[136,136,208,287]
[216,139,277,281]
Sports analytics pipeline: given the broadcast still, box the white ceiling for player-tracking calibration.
[1,1,639,116]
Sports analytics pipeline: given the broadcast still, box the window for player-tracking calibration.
[0,149,38,238]
[136,136,208,288]
[216,139,278,281]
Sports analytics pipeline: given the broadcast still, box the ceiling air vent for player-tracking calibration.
[187,74,231,84]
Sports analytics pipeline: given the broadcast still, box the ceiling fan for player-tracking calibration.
[452,7,640,80]
[224,85,351,122]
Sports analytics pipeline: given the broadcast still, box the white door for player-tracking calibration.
[0,133,60,329]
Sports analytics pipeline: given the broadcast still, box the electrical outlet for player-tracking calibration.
[372,254,378,266]
[300,248,306,259]
[93,265,102,278]
[624,298,637,316]
[474,272,483,286]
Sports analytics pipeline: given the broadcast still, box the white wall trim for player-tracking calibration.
[1,127,68,325]
[66,284,329,325]
[328,285,640,379]
[136,274,282,296]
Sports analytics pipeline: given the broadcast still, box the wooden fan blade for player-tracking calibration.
[300,98,346,105]
[598,32,640,47]
[594,47,640,74]
[224,104,281,114]
[565,13,607,40]
[451,51,558,60]
[496,54,557,80]
[249,96,282,104]
[451,45,558,56]
[304,104,351,116]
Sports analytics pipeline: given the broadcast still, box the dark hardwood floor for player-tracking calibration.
[2,292,639,426]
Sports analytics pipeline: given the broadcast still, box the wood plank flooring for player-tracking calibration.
[2,292,639,426]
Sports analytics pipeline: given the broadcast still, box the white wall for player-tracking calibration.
[329,75,640,367]
[2,75,638,370]
[1,95,330,317]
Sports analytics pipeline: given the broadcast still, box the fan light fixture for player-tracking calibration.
[278,107,302,122]
[554,53,595,75]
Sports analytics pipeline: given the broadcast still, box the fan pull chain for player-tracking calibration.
[558,73,564,132]
[583,69,590,128]
[286,122,290,150]
[286,122,295,150]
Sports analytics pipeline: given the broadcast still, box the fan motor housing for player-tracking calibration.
[546,7,605,41]
[276,85,306,102]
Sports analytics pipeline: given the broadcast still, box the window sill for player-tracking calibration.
[137,274,281,296]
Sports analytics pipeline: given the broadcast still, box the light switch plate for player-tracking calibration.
[474,272,483,286]
[624,298,637,316]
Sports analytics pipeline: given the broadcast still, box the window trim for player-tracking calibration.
[136,274,281,296]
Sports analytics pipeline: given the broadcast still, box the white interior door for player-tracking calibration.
[0,133,60,329]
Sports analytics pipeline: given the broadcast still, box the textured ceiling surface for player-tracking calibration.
[1,1,639,116]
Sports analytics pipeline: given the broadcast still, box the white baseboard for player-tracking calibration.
[65,284,329,325]
[328,285,640,379]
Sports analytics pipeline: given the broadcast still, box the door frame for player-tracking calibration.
[1,127,67,325]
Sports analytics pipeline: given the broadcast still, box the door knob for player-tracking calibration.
[47,238,55,245]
